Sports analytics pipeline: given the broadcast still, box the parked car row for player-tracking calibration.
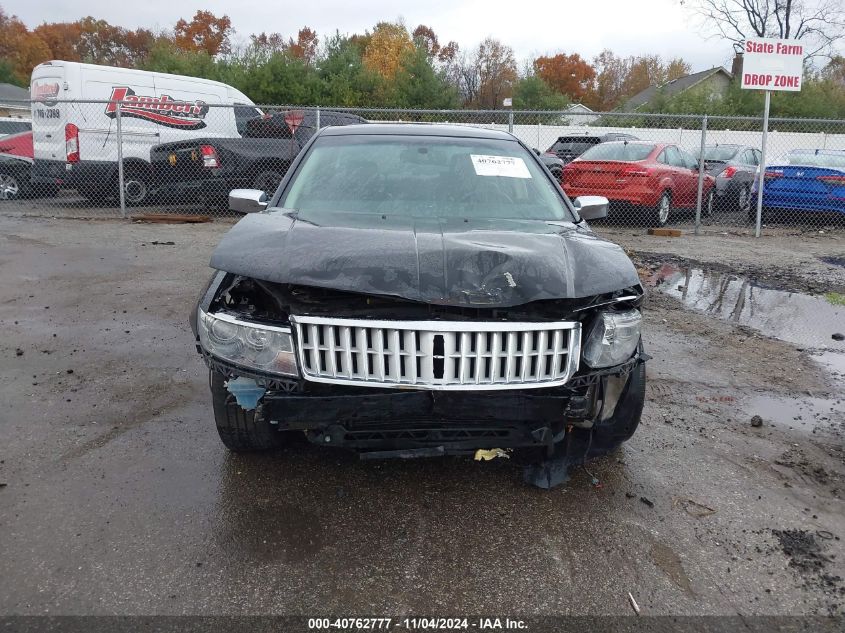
[9,60,844,224]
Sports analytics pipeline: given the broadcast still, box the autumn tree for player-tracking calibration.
[362,21,414,79]
[33,21,83,61]
[472,37,518,109]
[412,25,440,58]
[174,10,233,56]
[533,53,596,102]
[288,27,319,65]
[583,50,691,110]
[583,49,627,110]
[0,8,50,84]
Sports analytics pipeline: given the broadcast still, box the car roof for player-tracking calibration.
[318,123,516,140]
[597,140,665,146]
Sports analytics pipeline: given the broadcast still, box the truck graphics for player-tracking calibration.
[104,87,209,130]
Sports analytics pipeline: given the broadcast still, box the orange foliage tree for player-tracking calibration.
[362,21,414,79]
[288,27,319,65]
[174,10,232,56]
[533,53,596,102]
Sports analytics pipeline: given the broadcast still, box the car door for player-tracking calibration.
[664,146,691,205]
[679,148,704,205]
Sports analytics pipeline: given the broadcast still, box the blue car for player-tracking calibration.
[751,149,845,221]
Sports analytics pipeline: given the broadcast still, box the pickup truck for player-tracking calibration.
[150,110,368,204]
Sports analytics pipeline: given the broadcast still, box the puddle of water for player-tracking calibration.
[647,263,845,352]
[746,394,845,434]
[813,351,845,378]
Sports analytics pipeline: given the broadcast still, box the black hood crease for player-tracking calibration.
[208,210,641,308]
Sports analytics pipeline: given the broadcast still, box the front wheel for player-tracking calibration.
[0,171,24,200]
[210,371,282,452]
[651,191,672,227]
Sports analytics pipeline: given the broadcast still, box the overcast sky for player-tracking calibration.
[6,0,737,70]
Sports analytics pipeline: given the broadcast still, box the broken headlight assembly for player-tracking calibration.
[197,309,299,377]
[582,309,642,368]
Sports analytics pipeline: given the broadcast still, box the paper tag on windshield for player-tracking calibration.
[470,154,532,178]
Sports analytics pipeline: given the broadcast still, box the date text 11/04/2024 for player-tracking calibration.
[307,618,528,630]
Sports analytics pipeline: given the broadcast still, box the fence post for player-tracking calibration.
[115,102,126,218]
[508,110,514,134]
[694,115,707,235]
[755,90,771,238]
[315,107,320,131]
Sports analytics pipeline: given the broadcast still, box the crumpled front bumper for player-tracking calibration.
[202,346,646,454]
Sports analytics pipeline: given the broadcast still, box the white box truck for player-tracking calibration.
[30,61,259,204]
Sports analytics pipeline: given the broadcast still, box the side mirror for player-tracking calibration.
[573,195,609,221]
[229,189,268,214]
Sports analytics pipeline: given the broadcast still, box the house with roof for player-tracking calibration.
[562,103,599,125]
[620,67,734,112]
[0,83,30,118]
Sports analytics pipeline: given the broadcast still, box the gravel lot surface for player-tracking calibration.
[0,212,843,618]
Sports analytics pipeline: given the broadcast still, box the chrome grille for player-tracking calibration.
[290,316,581,390]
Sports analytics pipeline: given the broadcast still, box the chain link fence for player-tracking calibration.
[2,99,844,233]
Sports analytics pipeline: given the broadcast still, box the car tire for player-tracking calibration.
[123,169,152,206]
[253,168,284,197]
[651,191,672,227]
[702,189,714,218]
[737,184,751,213]
[210,371,282,452]
[549,167,562,183]
[0,170,25,200]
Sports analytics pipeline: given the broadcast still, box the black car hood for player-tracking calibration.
[209,209,640,308]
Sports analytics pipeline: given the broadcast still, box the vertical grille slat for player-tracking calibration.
[291,317,581,390]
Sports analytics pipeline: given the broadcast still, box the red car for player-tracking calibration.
[0,131,58,200]
[562,141,716,226]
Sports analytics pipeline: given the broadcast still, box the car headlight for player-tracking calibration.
[198,309,299,377]
[582,309,641,368]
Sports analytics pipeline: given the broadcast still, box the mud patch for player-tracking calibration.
[772,529,844,614]
[774,448,840,488]
[650,542,693,594]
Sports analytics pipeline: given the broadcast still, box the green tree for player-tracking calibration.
[0,57,24,86]
[317,33,384,106]
[141,40,220,80]
[394,45,459,109]
[513,75,569,110]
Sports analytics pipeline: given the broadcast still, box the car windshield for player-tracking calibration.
[550,137,599,153]
[784,150,845,169]
[578,143,655,161]
[282,135,574,221]
[701,146,739,161]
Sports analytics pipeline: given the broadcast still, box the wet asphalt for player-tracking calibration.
[0,214,843,617]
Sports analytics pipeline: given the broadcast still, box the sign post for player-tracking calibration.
[741,38,804,237]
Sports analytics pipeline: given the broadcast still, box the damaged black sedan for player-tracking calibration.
[191,124,647,488]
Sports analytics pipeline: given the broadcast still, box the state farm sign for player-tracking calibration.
[741,38,804,91]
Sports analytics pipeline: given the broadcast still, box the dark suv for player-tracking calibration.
[546,133,639,164]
